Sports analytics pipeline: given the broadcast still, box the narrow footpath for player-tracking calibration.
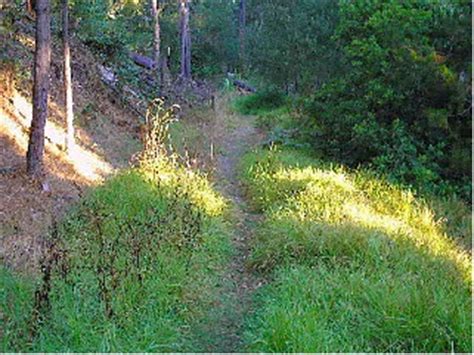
[195,94,265,352]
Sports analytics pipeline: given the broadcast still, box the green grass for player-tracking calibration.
[232,89,288,116]
[1,267,36,351]
[240,147,472,352]
[1,157,231,352]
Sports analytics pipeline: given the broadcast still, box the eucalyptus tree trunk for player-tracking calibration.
[239,0,246,73]
[150,0,162,80]
[26,0,34,15]
[62,0,75,154]
[179,0,191,80]
[27,0,51,177]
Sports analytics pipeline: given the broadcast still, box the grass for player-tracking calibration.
[232,89,288,116]
[1,157,231,352]
[1,267,35,351]
[240,147,472,352]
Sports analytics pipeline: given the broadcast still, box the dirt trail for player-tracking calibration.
[195,94,264,352]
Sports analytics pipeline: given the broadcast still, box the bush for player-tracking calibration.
[240,147,471,352]
[303,0,471,201]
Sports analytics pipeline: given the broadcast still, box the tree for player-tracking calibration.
[26,0,51,177]
[246,0,340,93]
[179,0,191,79]
[238,0,246,72]
[62,0,75,154]
[190,0,238,76]
[150,0,162,79]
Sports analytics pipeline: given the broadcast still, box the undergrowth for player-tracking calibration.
[232,89,287,116]
[1,101,231,352]
[240,147,472,352]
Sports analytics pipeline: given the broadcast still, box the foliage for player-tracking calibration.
[70,0,239,78]
[240,147,471,352]
[233,89,287,115]
[246,0,342,93]
[303,0,471,200]
[72,0,128,58]
[191,0,239,76]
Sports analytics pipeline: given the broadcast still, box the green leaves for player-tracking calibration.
[304,0,471,201]
[246,0,341,92]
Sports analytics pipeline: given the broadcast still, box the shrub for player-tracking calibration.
[303,0,472,201]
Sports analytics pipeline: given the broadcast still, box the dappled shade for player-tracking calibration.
[2,91,113,183]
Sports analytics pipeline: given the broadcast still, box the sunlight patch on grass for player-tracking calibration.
[1,157,231,352]
[240,147,471,352]
[141,158,226,217]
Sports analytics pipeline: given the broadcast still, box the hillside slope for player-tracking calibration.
[0,18,141,271]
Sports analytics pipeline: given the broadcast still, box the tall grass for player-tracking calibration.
[240,147,472,352]
[1,99,232,352]
[2,159,231,352]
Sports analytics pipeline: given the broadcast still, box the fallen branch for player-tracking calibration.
[233,79,256,93]
[129,52,156,70]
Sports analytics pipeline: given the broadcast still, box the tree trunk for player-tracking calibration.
[239,0,246,73]
[150,0,161,81]
[26,0,34,15]
[26,0,51,177]
[62,0,74,154]
[179,0,191,80]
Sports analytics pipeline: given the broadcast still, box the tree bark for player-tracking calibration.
[62,0,74,154]
[26,0,34,15]
[179,0,191,80]
[26,0,51,177]
[150,0,161,80]
[239,0,246,73]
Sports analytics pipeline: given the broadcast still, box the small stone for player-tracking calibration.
[41,181,51,193]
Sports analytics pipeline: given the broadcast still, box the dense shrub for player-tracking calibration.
[304,0,471,200]
[240,147,471,352]
[246,0,342,93]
